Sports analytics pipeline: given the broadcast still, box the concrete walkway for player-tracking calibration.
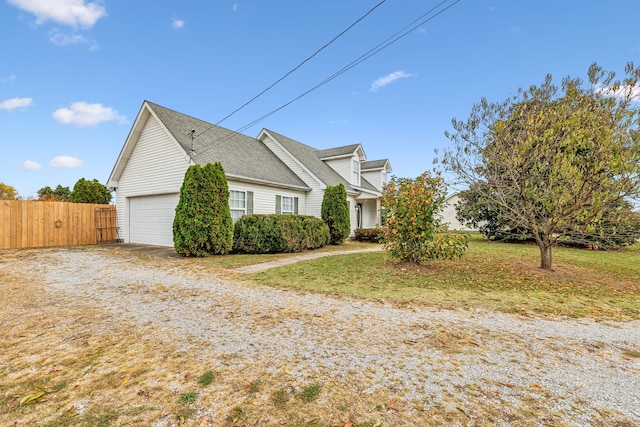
[99,243,383,273]
[232,246,384,274]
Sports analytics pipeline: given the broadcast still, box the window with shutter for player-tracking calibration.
[230,190,252,221]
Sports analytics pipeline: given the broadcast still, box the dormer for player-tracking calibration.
[361,159,392,192]
[319,144,366,187]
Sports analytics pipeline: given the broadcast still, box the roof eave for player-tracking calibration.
[107,101,151,187]
[226,174,311,192]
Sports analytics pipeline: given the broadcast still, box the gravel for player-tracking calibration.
[6,248,640,425]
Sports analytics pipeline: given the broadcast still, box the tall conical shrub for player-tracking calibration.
[321,183,350,245]
[173,162,233,256]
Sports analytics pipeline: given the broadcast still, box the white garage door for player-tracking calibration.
[129,194,179,246]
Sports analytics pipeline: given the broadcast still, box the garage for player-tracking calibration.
[128,194,180,246]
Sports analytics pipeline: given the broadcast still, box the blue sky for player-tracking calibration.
[2,0,639,198]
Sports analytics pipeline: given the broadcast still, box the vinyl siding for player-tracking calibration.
[441,194,476,231]
[115,115,191,243]
[362,170,384,192]
[360,199,379,228]
[348,195,358,235]
[260,134,324,217]
[227,180,306,216]
[324,157,354,185]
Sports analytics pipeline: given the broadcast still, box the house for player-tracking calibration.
[107,101,392,247]
[440,193,477,232]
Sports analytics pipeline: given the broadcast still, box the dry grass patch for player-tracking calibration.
[0,253,457,426]
[2,247,638,426]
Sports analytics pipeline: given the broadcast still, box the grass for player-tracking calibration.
[298,384,321,403]
[272,388,291,408]
[184,240,380,270]
[198,370,215,386]
[246,235,640,320]
[179,391,198,403]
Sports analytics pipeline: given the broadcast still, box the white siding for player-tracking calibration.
[360,199,379,228]
[324,157,353,184]
[115,116,191,243]
[260,134,325,217]
[440,194,475,231]
[362,170,384,192]
[348,195,358,235]
[227,180,306,216]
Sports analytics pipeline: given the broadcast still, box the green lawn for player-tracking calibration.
[183,240,380,270]
[242,235,640,320]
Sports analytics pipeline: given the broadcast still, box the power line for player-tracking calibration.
[234,0,461,134]
[194,0,462,157]
[198,0,388,137]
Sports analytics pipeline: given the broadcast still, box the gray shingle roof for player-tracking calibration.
[263,129,355,191]
[147,102,309,190]
[318,144,360,159]
[357,177,380,193]
[362,159,389,170]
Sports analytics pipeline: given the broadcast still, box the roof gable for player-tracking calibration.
[318,144,362,160]
[261,129,356,192]
[361,159,391,172]
[110,101,309,191]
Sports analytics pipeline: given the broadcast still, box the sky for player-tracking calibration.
[1,0,639,199]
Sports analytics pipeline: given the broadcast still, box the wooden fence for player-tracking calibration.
[0,200,117,249]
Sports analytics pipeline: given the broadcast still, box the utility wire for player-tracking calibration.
[233,0,460,135]
[194,0,462,157]
[197,0,388,138]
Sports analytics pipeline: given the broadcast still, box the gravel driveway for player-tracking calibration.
[3,248,640,426]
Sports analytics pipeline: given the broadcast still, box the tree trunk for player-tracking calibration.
[537,240,553,269]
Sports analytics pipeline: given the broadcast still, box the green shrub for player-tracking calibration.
[69,178,112,204]
[321,184,350,245]
[173,162,233,257]
[382,172,467,263]
[233,215,329,253]
[353,228,383,242]
[301,216,331,249]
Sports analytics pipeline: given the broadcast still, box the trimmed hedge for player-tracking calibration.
[353,228,383,243]
[233,214,330,254]
[321,184,350,245]
[173,162,233,257]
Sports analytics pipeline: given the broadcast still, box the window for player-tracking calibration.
[281,196,294,214]
[229,190,253,222]
[352,160,360,185]
[276,195,298,214]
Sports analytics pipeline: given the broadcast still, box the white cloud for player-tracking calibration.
[171,17,184,29]
[49,29,88,46]
[1,74,16,83]
[0,97,34,110]
[618,84,640,101]
[22,160,42,170]
[233,3,238,12]
[52,102,126,127]
[370,71,415,92]
[597,83,640,102]
[49,155,83,168]
[7,0,107,29]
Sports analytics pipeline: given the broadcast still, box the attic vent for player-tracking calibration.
[188,129,196,154]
